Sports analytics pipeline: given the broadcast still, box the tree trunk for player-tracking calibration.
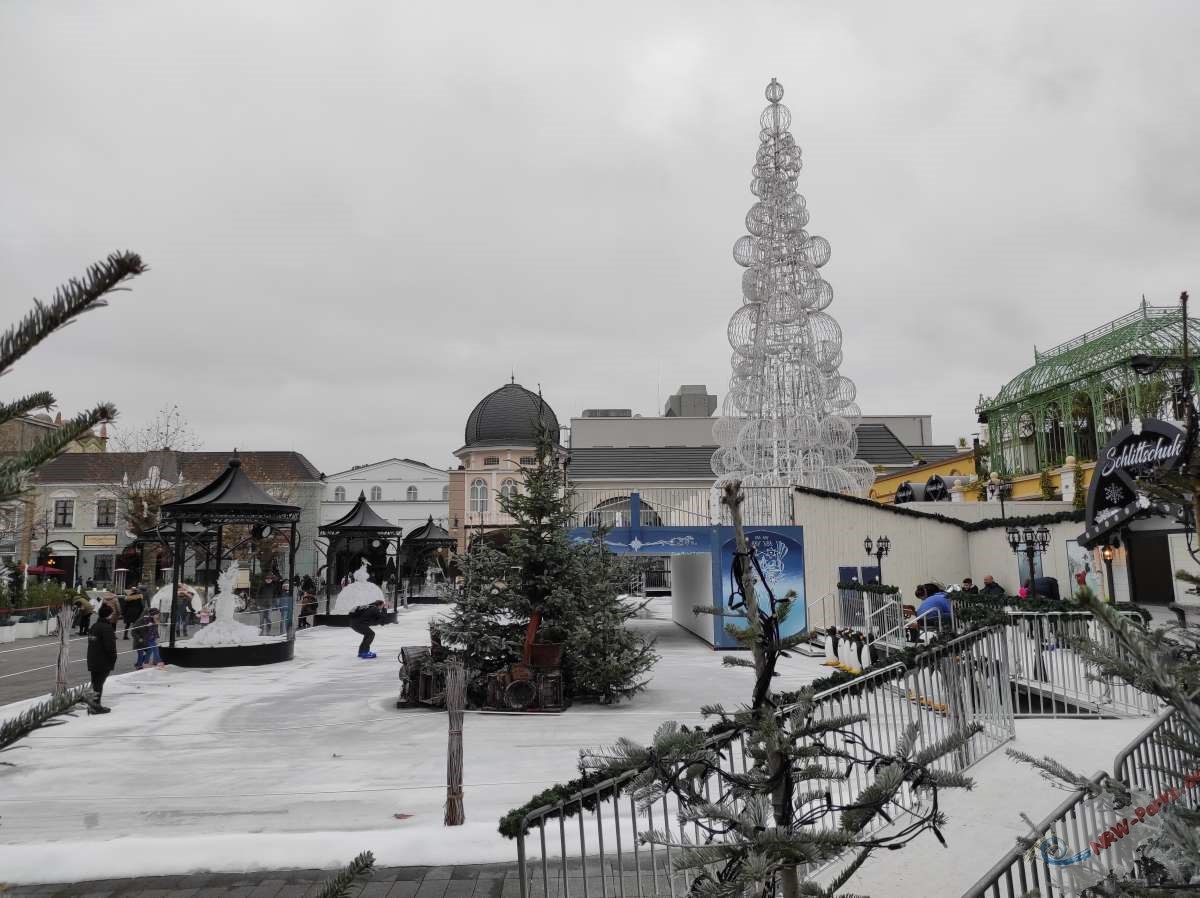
[140,542,157,588]
[55,604,72,694]
[444,660,466,826]
[723,482,800,898]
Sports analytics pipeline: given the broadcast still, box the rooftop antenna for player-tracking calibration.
[510,370,515,384]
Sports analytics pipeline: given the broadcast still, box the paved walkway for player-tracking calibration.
[1,864,524,898]
[0,632,94,706]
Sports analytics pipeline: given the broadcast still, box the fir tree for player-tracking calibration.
[435,421,658,704]
[574,483,981,898]
[0,252,146,504]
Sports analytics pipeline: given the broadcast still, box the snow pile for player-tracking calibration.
[332,561,386,614]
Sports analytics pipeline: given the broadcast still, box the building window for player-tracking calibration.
[406,486,418,501]
[96,498,117,528]
[371,486,383,501]
[483,456,500,466]
[334,487,346,502]
[500,479,518,501]
[442,485,449,501]
[53,499,74,529]
[93,554,114,583]
[470,479,488,513]
[520,456,536,465]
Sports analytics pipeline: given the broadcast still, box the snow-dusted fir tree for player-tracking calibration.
[0,252,145,504]
[435,422,658,704]
[578,483,981,898]
[712,80,874,497]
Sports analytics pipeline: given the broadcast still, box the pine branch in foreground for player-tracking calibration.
[0,685,93,753]
[0,405,116,503]
[0,391,55,428]
[0,251,146,376]
[313,852,375,898]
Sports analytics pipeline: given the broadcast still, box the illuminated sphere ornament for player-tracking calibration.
[712,79,869,496]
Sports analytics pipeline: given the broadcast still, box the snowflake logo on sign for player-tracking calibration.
[1104,484,1125,505]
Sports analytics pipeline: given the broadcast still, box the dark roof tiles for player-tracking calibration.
[464,383,559,449]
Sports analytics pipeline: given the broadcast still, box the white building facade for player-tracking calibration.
[321,458,449,536]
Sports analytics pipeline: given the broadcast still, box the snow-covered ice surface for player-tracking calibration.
[0,598,1154,889]
[0,599,826,883]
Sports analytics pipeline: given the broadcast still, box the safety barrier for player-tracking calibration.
[1004,612,1159,718]
[962,703,1196,898]
[515,627,1015,898]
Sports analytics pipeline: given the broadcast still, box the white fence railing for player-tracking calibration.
[963,703,1197,898]
[569,486,794,530]
[515,627,1015,898]
[1004,612,1160,718]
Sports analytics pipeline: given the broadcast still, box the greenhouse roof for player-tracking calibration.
[978,300,1196,411]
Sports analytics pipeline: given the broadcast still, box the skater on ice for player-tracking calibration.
[349,599,388,659]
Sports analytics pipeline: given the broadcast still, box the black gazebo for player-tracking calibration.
[398,516,456,603]
[159,454,302,667]
[318,491,402,618]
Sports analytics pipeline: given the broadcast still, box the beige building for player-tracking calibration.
[447,382,560,552]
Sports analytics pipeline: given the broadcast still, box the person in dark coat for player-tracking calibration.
[980,575,1005,597]
[348,600,388,659]
[961,578,980,594]
[86,604,118,713]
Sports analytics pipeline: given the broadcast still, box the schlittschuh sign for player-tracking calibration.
[1080,417,1185,546]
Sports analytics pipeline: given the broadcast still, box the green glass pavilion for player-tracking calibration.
[977,300,1200,476]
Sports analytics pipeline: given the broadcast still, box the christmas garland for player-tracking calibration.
[836,581,901,595]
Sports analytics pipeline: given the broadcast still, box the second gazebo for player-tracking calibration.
[318,491,402,623]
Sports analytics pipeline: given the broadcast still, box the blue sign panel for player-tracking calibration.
[567,526,713,555]
[716,527,806,648]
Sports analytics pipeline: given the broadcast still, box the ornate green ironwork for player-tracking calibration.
[977,299,1200,475]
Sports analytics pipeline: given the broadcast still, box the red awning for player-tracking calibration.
[26,565,65,576]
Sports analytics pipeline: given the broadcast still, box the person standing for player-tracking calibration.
[73,593,93,636]
[86,604,118,713]
[348,600,388,659]
[132,607,164,669]
[980,575,1005,597]
[961,578,980,594]
[122,588,144,641]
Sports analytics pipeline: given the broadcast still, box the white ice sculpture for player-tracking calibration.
[712,79,873,497]
[332,561,386,614]
[185,561,277,647]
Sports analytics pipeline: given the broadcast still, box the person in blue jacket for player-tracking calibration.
[914,585,953,628]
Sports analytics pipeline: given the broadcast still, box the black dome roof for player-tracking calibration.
[464,383,559,449]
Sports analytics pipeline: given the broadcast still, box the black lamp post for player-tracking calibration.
[1102,542,1118,602]
[1007,524,1051,600]
[863,534,890,584]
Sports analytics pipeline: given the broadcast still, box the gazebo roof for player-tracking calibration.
[319,491,402,536]
[403,515,455,547]
[161,454,301,524]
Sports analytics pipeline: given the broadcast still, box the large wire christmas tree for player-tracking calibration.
[712,79,873,496]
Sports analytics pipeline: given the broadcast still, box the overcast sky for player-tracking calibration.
[2,1,1198,475]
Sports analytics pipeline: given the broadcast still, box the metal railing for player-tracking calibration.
[963,703,1196,898]
[515,627,1015,898]
[569,486,795,531]
[1004,612,1160,718]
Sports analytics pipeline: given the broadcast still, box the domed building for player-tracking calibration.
[448,381,560,550]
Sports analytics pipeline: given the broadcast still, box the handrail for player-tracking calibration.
[960,770,1107,898]
[1112,704,1178,779]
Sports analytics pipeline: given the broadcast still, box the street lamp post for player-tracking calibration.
[863,534,890,584]
[1006,524,1051,600]
[1102,542,1118,602]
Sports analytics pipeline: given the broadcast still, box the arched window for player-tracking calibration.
[370,486,382,501]
[500,479,518,501]
[470,479,488,513]
[406,486,418,501]
[442,485,449,501]
[333,486,346,502]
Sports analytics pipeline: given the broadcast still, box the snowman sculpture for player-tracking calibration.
[187,561,269,646]
[332,561,386,614]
